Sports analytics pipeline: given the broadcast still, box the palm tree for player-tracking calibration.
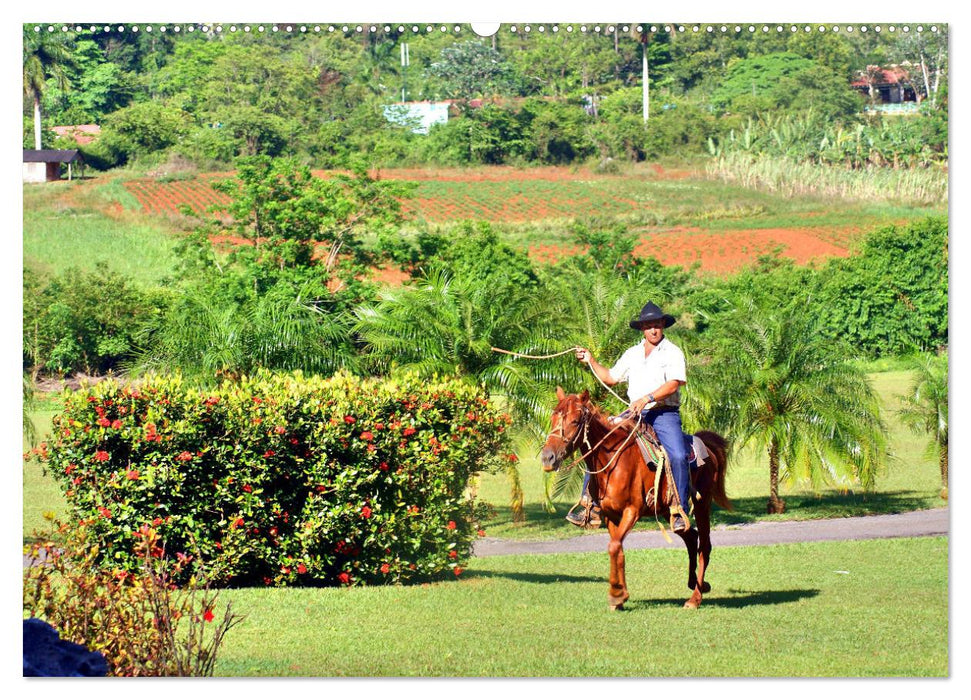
[23,27,74,149]
[134,280,357,383]
[692,298,887,514]
[898,351,948,499]
[354,268,558,431]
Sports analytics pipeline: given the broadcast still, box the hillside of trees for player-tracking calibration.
[25,23,948,169]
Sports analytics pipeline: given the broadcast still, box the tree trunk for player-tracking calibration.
[767,440,786,514]
[939,442,948,500]
[34,96,42,150]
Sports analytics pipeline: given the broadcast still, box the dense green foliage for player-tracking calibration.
[24,24,947,169]
[42,372,512,587]
[23,265,164,377]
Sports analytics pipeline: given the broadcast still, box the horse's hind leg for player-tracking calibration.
[676,525,700,602]
[684,505,712,608]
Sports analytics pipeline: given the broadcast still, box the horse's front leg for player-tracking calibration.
[606,506,639,611]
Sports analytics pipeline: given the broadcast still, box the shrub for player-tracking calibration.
[23,516,242,676]
[42,371,512,587]
[23,265,163,378]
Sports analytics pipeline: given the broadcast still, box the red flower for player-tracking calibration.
[98,506,111,519]
[203,609,214,622]
[448,550,458,559]
[478,529,486,537]
[361,506,372,519]
[380,563,391,574]
[232,517,244,529]
[446,521,457,530]
[367,444,377,453]
[65,464,76,474]
[337,572,351,585]
[263,450,275,458]
[375,423,385,430]
[344,415,356,424]
[111,419,123,430]
[453,567,464,576]
[274,425,286,435]
[176,451,193,462]
[94,450,110,462]
[378,461,389,471]
[297,563,307,574]
[97,417,110,427]
[126,470,140,480]
[508,453,519,463]
[204,396,220,406]
[360,431,374,441]
[242,484,252,493]
[403,427,416,437]
[252,397,263,404]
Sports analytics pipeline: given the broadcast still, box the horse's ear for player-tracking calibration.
[556,386,566,400]
[579,389,590,403]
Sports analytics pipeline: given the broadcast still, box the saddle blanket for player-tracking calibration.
[687,433,709,469]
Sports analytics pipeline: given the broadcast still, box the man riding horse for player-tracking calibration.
[573,300,692,533]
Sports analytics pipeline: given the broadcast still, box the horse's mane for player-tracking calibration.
[569,394,638,438]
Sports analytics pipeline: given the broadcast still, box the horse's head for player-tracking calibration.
[540,387,591,472]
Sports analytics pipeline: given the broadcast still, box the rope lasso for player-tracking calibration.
[491,345,630,407]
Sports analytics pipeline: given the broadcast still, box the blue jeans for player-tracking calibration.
[582,408,690,511]
[641,408,690,512]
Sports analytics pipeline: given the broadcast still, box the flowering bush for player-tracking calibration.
[43,371,512,587]
[23,516,241,676]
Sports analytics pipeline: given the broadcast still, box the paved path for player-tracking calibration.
[471,508,949,557]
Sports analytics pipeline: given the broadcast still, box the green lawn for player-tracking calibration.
[213,536,947,676]
[23,178,179,286]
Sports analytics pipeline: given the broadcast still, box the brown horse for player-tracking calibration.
[540,388,731,610]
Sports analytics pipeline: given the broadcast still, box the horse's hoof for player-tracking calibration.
[609,603,625,611]
[683,599,700,609]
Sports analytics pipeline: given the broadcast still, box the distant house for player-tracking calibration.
[852,65,919,113]
[383,101,451,134]
[23,149,84,183]
[51,124,101,145]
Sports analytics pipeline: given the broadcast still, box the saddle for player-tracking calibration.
[630,424,707,512]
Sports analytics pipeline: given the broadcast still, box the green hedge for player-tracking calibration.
[43,371,513,587]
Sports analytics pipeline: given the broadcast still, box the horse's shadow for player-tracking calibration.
[626,588,820,610]
[471,570,604,584]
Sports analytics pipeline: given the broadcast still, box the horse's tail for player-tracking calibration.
[696,430,732,512]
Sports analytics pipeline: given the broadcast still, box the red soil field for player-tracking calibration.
[122,168,852,279]
[530,227,851,275]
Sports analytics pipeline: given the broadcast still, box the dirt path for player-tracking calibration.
[472,508,949,557]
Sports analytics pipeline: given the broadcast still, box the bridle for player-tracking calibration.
[545,403,593,453]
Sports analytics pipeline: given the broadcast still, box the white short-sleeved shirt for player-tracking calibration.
[609,337,687,407]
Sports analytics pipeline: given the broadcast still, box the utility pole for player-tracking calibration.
[642,40,650,122]
[401,42,410,102]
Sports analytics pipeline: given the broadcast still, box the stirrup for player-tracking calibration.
[565,503,589,527]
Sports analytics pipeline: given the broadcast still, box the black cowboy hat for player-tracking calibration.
[629,301,676,330]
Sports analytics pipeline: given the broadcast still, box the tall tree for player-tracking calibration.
[692,298,887,513]
[23,27,75,149]
[898,351,948,499]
